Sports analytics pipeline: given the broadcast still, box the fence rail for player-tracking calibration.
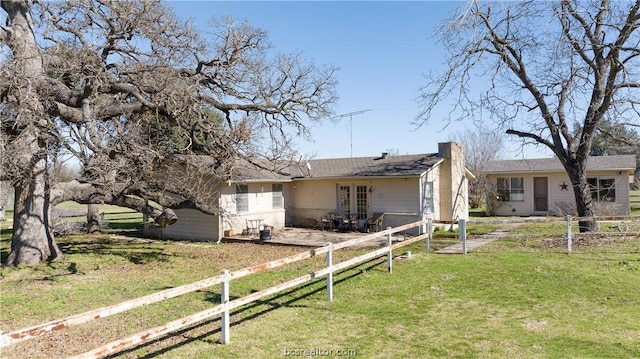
[57,211,143,221]
[468,214,640,225]
[469,215,640,255]
[1,219,432,358]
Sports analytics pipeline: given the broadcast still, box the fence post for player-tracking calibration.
[458,219,467,255]
[387,227,393,273]
[221,269,230,344]
[326,243,333,301]
[566,215,572,255]
[426,218,432,253]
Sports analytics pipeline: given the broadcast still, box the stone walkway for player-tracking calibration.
[434,223,523,254]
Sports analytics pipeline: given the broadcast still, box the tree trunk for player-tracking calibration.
[5,155,63,266]
[566,164,598,233]
[86,204,101,233]
[574,186,598,233]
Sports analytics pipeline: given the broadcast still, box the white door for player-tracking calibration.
[337,183,369,220]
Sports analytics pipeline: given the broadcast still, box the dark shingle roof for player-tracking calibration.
[303,153,444,179]
[484,155,636,173]
[177,153,446,182]
[234,166,293,182]
[172,155,292,183]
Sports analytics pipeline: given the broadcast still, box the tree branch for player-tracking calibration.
[0,26,8,43]
[505,128,555,150]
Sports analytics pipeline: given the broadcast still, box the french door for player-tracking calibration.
[337,183,369,220]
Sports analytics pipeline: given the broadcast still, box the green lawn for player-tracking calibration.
[54,201,144,228]
[1,224,639,358]
[631,189,640,215]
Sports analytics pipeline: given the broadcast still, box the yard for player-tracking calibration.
[0,205,639,358]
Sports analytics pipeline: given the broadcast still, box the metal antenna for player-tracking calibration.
[332,109,372,157]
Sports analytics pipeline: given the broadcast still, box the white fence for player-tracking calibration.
[1,219,437,358]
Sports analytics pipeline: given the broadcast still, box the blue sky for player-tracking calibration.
[170,1,552,160]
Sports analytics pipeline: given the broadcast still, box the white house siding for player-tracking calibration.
[219,182,287,235]
[288,179,338,227]
[371,177,420,213]
[369,177,421,231]
[487,171,630,216]
[288,177,430,230]
[150,208,219,241]
[547,173,582,214]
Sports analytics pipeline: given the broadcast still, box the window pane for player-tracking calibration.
[339,185,350,216]
[511,191,525,201]
[599,178,616,201]
[496,177,509,202]
[511,177,524,202]
[272,183,283,209]
[423,181,434,213]
[587,177,598,200]
[236,184,249,212]
[588,177,616,202]
[497,178,508,190]
[355,185,368,220]
[511,177,524,190]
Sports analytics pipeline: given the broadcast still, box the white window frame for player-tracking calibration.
[496,177,525,202]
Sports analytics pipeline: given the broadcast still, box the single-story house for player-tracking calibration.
[483,155,636,217]
[146,142,473,242]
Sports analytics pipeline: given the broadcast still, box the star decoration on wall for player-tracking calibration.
[559,181,569,191]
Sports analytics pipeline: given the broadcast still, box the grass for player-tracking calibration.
[631,189,640,215]
[54,201,144,231]
[1,221,639,358]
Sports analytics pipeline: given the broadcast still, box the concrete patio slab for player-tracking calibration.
[220,227,409,248]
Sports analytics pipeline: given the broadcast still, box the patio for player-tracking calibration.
[220,227,409,248]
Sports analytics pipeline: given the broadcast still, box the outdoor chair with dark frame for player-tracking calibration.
[316,212,335,231]
[345,213,358,231]
[366,212,384,232]
[334,212,358,232]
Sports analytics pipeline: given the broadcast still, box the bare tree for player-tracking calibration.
[0,0,338,265]
[416,0,640,232]
[450,128,503,209]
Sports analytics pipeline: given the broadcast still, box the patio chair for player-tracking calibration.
[317,213,334,231]
[245,219,260,236]
[365,212,384,232]
[344,213,358,231]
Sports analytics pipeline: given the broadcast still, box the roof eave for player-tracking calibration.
[291,174,424,181]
